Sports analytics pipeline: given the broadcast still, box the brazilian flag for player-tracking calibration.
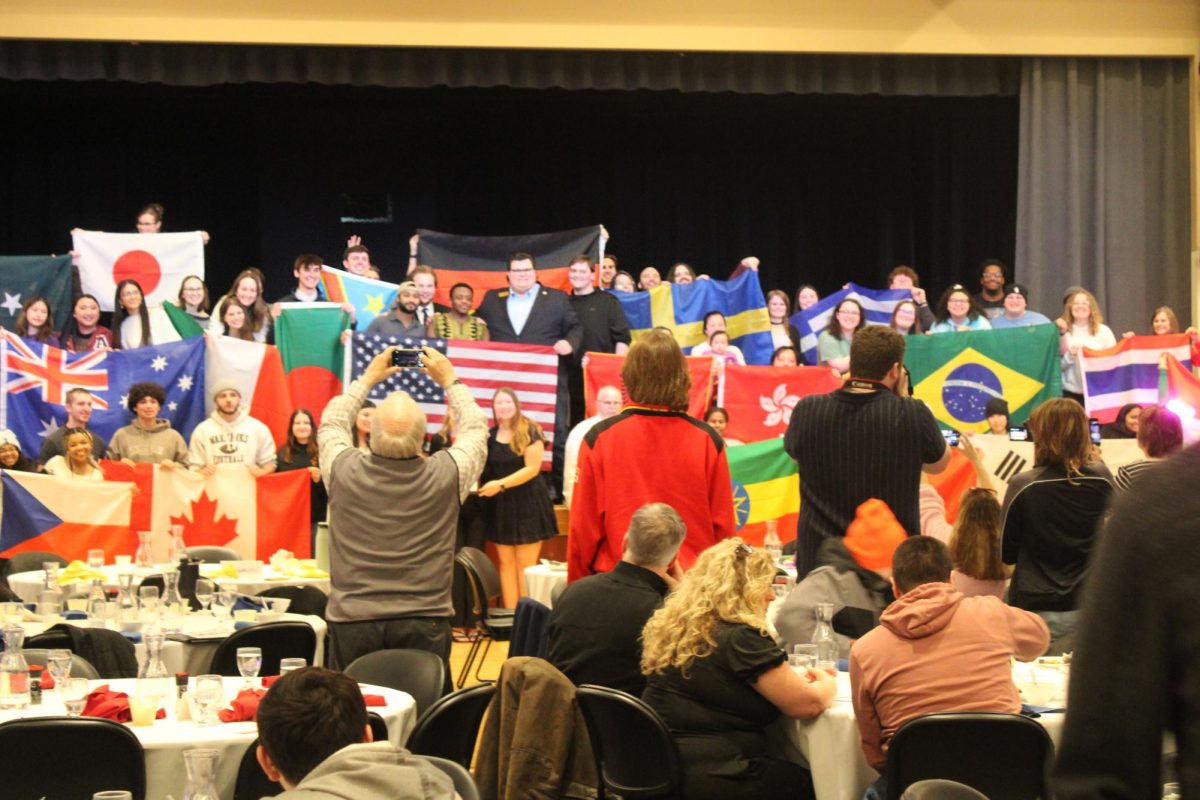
[727,438,800,530]
[905,325,1061,432]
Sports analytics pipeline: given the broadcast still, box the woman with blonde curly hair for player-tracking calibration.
[1055,289,1115,403]
[641,539,836,800]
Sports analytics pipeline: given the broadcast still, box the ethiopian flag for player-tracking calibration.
[905,325,1061,433]
[275,303,350,425]
[727,438,800,546]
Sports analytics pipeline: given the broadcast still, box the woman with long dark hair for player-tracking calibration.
[113,279,181,349]
[276,409,327,541]
[817,298,866,373]
[210,269,272,343]
[61,294,113,352]
[12,296,58,345]
[929,285,991,333]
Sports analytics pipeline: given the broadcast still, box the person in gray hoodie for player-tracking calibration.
[187,378,276,475]
[105,381,188,468]
[256,667,455,800]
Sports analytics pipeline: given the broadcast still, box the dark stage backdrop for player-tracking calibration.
[0,80,1017,307]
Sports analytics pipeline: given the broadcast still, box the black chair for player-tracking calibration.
[23,648,101,679]
[368,711,390,743]
[508,596,551,658]
[885,712,1054,800]
[0,716,146,799]
[344,648,446,717]
[138,574,166,593]
[185,545,240,563]
[257,585,328,619]
[424,755,481,800]
[900,780,991,800]
[454,547,514,687]
[8,550,68,575]
[208,622,317,677]
[575,684,684,800]
[234,737,282,800]
[407,682,496,768]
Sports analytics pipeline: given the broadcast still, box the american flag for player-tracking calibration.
[349,333,560,465]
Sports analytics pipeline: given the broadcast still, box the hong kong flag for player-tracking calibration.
[717,363,842,443]
[72,231,205,312]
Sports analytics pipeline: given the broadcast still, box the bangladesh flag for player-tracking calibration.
[416,226,602,308]
[905,325,1061,432]
[275,302,350,424]
[0,255,75,333]
[727,438,800,547]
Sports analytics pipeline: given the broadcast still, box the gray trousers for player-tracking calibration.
[328,616,453,688]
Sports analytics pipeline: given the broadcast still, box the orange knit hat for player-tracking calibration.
[843,499,907,570]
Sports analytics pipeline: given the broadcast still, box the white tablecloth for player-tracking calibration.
[0,676,415,800]
[772,670,1065,800]
[7,564,330,605]
[524,564,567,608]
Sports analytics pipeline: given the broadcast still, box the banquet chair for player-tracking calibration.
[368,711,390,742]
[508,596,551,658]
[424,755,482,800]
[8,550,67,576]
[344,648,446,717]
[234,737,282,800]
[208,621,317,677]
[454,547,514,687]
[575,684,684,800]
[885,712,1053,800]
[185,545,240,563]
[0,716,146,799]
[407,682,496,768]
[258,584,329,619]
[23,648,101,679]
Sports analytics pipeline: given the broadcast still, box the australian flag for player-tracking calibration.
[1,333,207,457]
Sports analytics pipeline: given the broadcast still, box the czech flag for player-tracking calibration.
[0,471,134,561]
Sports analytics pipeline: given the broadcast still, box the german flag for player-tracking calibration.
[416,225,603,308]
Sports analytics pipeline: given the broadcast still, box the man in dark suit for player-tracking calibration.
[476,252,583,498]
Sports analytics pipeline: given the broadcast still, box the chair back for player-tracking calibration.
[208,622,317,677]
[885,712,1053,800]
[455,547,502,608]
[575,684,684,799]
[344,648,446,717]
[0,716,146,799]
[257,585,328,619]
[368,711,390,743]
[138,574,165,593]
[509,597,551,658]
[9,550,67,575]
[901,779,991,799]
[407,682,496,768]
[423,755,481,800]
[184,546,240,563]
[234,738,282,800]
[23,648,101,679]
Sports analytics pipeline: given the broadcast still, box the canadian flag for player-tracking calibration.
[101,462,311,561]
[73,231,205,312]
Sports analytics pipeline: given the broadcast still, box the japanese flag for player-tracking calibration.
[73,231,205,311]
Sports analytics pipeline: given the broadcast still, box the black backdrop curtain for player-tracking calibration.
[0,78,1018,305]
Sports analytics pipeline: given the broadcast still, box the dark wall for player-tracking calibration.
[0,79,1018,305]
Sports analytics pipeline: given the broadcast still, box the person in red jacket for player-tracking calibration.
[568,329,734,582]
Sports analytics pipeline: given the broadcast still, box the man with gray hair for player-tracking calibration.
[318,344,487,672]
[547,502,685,694]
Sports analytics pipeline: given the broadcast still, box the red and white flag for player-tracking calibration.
[717,363,842,443]
[205,336,293,448]
[73,231,205,311]
[582,352,715,419]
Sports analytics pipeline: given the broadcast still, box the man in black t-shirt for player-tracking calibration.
[785,325,949,578]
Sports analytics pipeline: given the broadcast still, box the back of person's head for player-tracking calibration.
[623,503,687,568]
[843,499,907,573]
[947,488,1005,581]
[256,667,369,787]
[621,330,691,410]
[1137,404,1183,458]
[370,391,427,458]
[892,536,954,595]
[1029,398,1090,476]
[849,325,906,382]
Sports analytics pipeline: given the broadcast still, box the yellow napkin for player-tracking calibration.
[215,563,240,579]
[57,560,106,585]
[281,559,329,579]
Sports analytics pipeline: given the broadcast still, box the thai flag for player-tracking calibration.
[1080,334,1193,423]
[789,283,913,365]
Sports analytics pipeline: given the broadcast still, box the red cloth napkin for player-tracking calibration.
[363,694,386,707]
[83,685,166,723]
[219,688,267,722]
[40,670,54,691]
[262,674,281,688]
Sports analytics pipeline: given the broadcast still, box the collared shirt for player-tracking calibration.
[505,282,540,336]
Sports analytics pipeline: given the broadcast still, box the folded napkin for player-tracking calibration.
[234,596,267,613]
[215,563,240,579]
[280,558,329,579]
[219,688,266,722]
[83,685,166,723]
[41,671,55,690]
[57,560,106,586]
[363,694,386,707]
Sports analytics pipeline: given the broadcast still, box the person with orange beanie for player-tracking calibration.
[775,499,907,655]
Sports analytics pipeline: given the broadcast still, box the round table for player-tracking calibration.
[523,564,567,608]
[0,676,415,799]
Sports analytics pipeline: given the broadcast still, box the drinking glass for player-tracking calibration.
[278,658,306,675]
[193,674,224,726]
[789,644,819,670]
[62,677,90,717]
[1,602,22,626]
[87,549,105,569]
[138,675,172,717]
[193,579,215,616]
[236,647,262,688]
[42,561,60,584]
[38,590,62,618]
[92,793,133,800]
[212,590,236,622]
[47,649,73,688]
[138,585,161,624]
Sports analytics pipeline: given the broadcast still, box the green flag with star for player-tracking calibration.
[0,255,74,332]
[905,324,1061,433]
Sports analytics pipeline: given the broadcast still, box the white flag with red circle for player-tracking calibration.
[72,230,205,311]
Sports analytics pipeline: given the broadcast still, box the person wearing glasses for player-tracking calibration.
[973,259,1008,319]
[818,298,867,374]
[928,285,992,333]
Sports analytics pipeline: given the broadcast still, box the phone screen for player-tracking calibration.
[1089,418,1102,445]
[390,348,423,368]
[1009,427,1028,442]
[941,429,959,447]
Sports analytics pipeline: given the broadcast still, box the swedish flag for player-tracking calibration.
[613,270,774,364]
[906,325,1061,432]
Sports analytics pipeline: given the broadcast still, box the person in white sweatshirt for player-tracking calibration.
[187,378,277,475]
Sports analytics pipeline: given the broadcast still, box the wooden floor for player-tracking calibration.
[449,634,509,687]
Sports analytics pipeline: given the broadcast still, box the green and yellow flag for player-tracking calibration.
[727,438,800,536]
[905,325,1061,432]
